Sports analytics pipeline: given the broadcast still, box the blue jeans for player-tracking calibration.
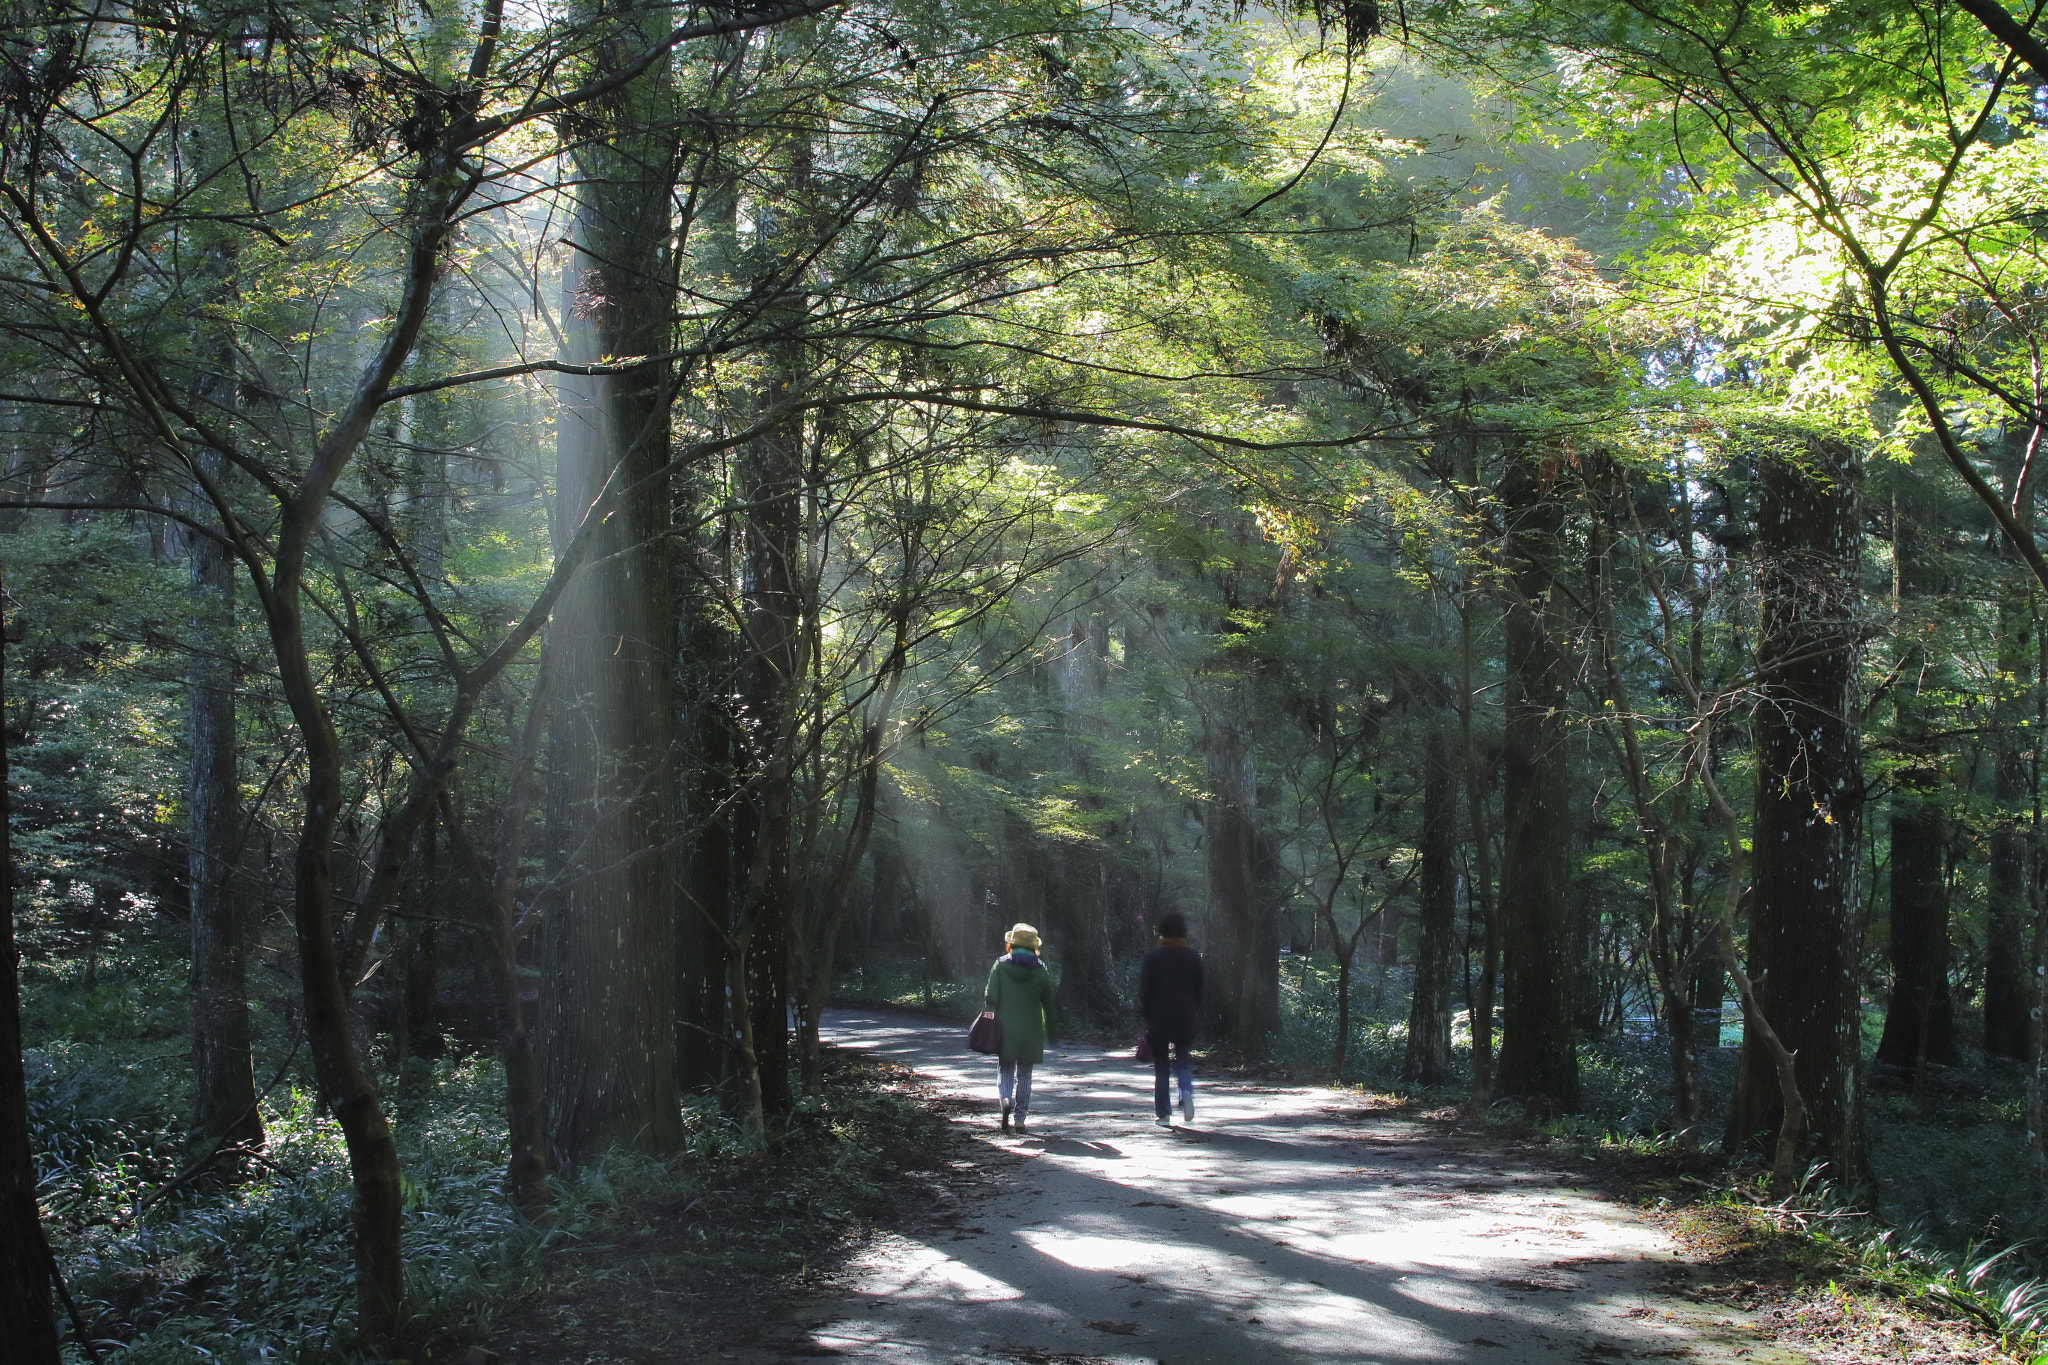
[999,1059,1034,1117]
[1151,1038,1193,1118]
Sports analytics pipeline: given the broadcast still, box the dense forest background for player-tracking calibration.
[9,0,2048,1357]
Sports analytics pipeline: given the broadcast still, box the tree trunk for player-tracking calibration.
[399,824,441,1065]
[1494,444,1579,1110]
[677,608,734,1094]
[188,444,261,1152]
[1333,946,1354,1071]
[1462,585,1502,1106]
[1402,720,1458,1085]
[1202,691,1278,1053]
[1986,579,2034,1059]
[539,67,682,1161]
[736,400,803,1121]
[793,711,888,1093]
[447,643,556,1217]
[1727,436,1866,1177]
[1876,497,1957,1071]
[1,575,63,1364]
[731,110,818,1123]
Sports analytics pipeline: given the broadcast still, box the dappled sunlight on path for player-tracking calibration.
[763,1012,1803,1365]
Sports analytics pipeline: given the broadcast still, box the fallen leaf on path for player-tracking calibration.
[1084,1321,1138,1336]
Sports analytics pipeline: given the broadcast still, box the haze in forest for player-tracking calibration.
[5,0,2048,1359]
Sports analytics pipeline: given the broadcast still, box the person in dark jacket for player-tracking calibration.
[985,923,1058,1133]
[1139,911,1203,1127]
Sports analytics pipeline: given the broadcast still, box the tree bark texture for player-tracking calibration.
[1403,720,1458,1085]
[1494,444,1579,1110]
[187,510,261,1147]
[1,581,63,1364]
[1728,437,1866,1176]
[539,84,682,1161]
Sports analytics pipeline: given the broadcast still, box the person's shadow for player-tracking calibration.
[1035,1136,1125,1158]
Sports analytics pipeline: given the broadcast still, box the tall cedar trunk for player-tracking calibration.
[1403,719,1458,1084]
[1494,445,1579,1109]
[188,505,261,1146]
[1203,690,1277,1052]
[1,584,63,1362]
[539,57,681,1160]
[1986,578,2035,1058]
[1727,437,1865,1175]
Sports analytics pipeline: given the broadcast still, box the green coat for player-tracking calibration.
[985,955,1059,1064]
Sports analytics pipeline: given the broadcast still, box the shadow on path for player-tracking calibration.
[729,1011,1807,1365]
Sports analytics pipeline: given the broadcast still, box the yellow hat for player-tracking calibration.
[1004,923,1041,949]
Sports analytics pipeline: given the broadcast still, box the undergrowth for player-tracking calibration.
[26,937,952,1363]
[1652,1168,2048,1363]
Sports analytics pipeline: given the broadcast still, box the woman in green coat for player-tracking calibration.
[985,923,1059,1133]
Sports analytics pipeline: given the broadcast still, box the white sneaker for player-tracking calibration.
[1181,1094,1194,1123]
[1155,1116,1171,1127]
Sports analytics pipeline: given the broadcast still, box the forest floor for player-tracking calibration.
[474,1011,2022,1365]
[739,1010,1798,1365]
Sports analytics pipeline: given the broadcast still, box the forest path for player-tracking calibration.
[757,1010,1803,1365]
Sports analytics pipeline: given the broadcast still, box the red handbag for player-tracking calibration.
[1135,1028,1154,1063]
[968,1011,1003,1054]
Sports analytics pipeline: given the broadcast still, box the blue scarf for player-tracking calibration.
[1005,948,1041,967]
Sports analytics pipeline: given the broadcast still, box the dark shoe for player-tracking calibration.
[1014,1116,1028,1134]
[1000,1101,1012,1132]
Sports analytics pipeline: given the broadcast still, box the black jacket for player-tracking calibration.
[1139,943,1204,1045]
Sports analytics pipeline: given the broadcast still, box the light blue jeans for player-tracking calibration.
[999,1059,1034,1117]
[1153,1039,1194,1118]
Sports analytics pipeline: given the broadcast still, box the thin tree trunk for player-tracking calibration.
[1462,584,1501,1105]
[793,637,906,1092]
[444,649,555,1217]
[1402,720,1458,1085]
[1986,578,2033,1058]
[400,825,441,1065]
[1333,947,1354,1071]
[1,570,63,1363]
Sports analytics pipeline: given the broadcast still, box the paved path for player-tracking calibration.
[766,1010,1803,1365]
